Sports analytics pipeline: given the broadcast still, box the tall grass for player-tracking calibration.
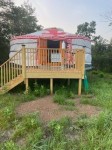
[81,71,112,110]
[53,86,76,106]
[75,111,112,150]
[0,71,112,149]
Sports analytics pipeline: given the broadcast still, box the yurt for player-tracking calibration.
[10,27,92,69]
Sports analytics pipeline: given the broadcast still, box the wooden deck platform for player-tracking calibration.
[26,68,82,79]
[0,46,85,95]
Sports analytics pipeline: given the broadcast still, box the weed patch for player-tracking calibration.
[53,87,76,106]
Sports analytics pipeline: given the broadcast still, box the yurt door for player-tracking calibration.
[38,38,47,65]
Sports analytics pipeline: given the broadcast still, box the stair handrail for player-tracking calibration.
[0,49,22,67]
[0,49,23,88]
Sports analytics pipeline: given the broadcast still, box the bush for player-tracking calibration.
[3,140,19,150]
[53,94,66,105]
[68,91,75,99]
[92,70,99,75]
[53,92,75,106]
[33,82,50,97]
[12,113,41,139]
[98,72,104,78]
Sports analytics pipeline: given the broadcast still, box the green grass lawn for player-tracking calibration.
[0,71,112,150]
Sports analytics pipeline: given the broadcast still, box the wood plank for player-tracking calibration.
[78,78,82,96]
[25,78,28,93]
[26,71,82,79]
[50,78,53,94]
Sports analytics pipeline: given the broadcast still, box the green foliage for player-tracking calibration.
[0,72,112,150]
[2,140,19,150]
[53,88,75,106]
[98,72,104,78]
[68,91,75,99]
[75,111,112,150]
[91,70,99,74]
[12,113,41,140]
[23,92,36,102]
[81,72,112,109]
[53,94,65,105]
[0,94,16,130]
[91,70,104,78]
[27,127,43,149]
[0,0,42,64]
[34,82,50,97]
[63,105,76,111]
[76,21,96,39]
[92,37,112,73]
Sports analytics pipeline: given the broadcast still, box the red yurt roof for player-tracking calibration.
[11,27,90,41]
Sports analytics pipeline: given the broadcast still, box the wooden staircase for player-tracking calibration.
[0,49,24,94]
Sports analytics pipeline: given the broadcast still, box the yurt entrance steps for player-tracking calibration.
[0,46,85,95]
[0,75,23,94]
[0,49,24,94]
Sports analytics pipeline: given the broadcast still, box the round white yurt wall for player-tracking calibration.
[10,28,92,69]
[71,38,92,70]
[10,38,38,56]
[10,38,38,66]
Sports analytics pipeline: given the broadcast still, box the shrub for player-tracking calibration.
[92,70,99,74]
[68,91,75,99]
[53,94,66,105]
[27,127,43,148]
[12,113,41,139]
[98,72,104,78]
[3,140,19,150]
[34,82,50,97]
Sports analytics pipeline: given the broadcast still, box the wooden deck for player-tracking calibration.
[26,68,82,79]
[0,46,85,95]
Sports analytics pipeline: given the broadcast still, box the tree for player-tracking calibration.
[0,0,13,64]
[0,0,42,64]
[76,21,96,39]
[104,10,112,26]
[92,36,112,72]
[110,38,112,45]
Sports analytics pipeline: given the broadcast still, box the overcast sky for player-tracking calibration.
[13,0,112,41]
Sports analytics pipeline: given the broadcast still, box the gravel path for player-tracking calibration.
[16,96,101,122]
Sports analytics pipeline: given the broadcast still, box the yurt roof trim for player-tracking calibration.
[11,27,91,42]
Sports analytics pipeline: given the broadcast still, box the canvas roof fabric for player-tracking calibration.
[11,27,91,41]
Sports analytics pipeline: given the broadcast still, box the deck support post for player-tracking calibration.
[67,79,70,86]
[78,78,82,96]
[25,78,29,93]
[50,78,53,95]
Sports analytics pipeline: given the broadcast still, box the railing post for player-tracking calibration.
[75,49,85,77]
[22,45,26,79]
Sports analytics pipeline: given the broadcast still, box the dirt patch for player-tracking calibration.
[0,129,14,143]
[16,96,101,122]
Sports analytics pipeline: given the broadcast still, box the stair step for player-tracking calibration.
[0,75,24,94]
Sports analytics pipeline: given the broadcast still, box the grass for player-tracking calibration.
[53,87,76,106]
[0,71,112,149]
[81,71,112,110]
[75,111,112,150]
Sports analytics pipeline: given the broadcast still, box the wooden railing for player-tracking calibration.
[0,47,85,89]
[24,48,85,73]
[0,49,22,87]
